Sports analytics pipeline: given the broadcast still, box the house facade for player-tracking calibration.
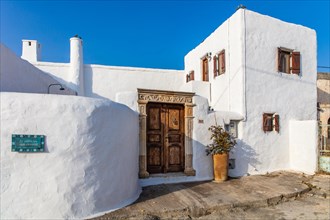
[0,8,318,219]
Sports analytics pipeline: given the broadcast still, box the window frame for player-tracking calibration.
[213,49,226,78]
[277,47,300,75]
[263,113,280,133]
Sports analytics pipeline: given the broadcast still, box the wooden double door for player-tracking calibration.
[146,103,185,174]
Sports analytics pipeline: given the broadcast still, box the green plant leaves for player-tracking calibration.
[206,125,236,156]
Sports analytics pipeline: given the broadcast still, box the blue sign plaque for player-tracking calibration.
[12,134,45,152]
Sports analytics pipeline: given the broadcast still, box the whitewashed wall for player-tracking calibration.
[289,120,318,174]
[184,10,244,114]
[0,44,74,95]
[1,93,141,219]
[235,10,318,176]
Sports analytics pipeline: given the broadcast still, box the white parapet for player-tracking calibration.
[70,36,84,96]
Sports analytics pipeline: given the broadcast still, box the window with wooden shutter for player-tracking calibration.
[263,113,273,132]
[291,52,300,74]
[213,56,218,78]
[186,74,190,83]
[202,57,209,82]
[263,113,280,132]
[219,50,226,74]
[277,47,300,75]
[189,70,194,81]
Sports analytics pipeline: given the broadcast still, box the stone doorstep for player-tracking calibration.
[91,172,325,220]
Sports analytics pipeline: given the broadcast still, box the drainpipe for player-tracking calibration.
[241,8,247,122]
[70,36,84,96]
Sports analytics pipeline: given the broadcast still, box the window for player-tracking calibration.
[213,50,226,78]
[263,113,279,132]
[186,70,194,82]
[277,48,300,75]
[225,120,238,138]
[202,57,209,81]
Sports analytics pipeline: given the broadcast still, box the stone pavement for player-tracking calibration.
[91,171,329,220]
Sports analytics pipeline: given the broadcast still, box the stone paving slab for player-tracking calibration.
[91,171,313,220]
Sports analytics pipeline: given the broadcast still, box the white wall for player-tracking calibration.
[289,120,318,174]
[0,44,74,95]
[184,9,244,114]
[235,9,317,176]
[1,92,141,219]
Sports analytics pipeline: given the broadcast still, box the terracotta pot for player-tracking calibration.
[213,153,229,182]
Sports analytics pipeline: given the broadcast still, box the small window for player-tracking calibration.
[28,41,32,46]
[277,48,300,75]
[263,113,279,132]
[186,71,195,83]
[225,120,238,138]
[202,57,209,81]
[213,50,226,78]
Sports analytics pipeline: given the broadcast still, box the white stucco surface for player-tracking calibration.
[0,44,74,95]
[1,93,141,219]
[184,10,244,114]
[289,120,318,174]
[236,9,317,176]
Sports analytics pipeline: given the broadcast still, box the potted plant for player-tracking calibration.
[206,125,236,182]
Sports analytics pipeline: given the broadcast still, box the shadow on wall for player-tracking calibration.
[230,139,260,177]
[84,65,109,100]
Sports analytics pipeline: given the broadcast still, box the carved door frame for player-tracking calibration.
[138,89,196,178]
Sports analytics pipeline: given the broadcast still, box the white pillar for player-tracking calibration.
[70,36,84,96]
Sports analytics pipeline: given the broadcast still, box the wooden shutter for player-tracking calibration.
[220,50,226,74]
[186,74,189,83]
[213,56,218,77]
[263,113,273,132]
[190,71,194,80]
[291,51,300,74]
[277,48,282,72]
[274,115,279,132]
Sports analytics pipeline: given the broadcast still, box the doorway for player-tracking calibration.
[146,103,185,174]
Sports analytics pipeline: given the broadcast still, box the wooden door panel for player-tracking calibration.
[168,108,180,130]
[147,103,184,174]
[168,145,181,165]
[148,107,160,130]
[147,104,163,173]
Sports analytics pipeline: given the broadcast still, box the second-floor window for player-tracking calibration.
[277,47,300,75]
[213,49,226,77]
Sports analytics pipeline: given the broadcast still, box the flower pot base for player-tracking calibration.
[213,153,229,182]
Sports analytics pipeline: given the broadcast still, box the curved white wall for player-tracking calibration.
[0,93,141,219]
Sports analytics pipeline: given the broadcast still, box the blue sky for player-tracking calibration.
[1,0,329,71]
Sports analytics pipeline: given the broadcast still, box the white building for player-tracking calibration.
[0,8,318,219]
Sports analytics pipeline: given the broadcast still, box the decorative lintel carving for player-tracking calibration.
[137,89,195,104]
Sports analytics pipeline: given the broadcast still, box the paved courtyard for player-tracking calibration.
[90,172,330,219]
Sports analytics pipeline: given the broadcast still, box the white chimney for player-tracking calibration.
[70,36,84,96]
[21,40,41,62]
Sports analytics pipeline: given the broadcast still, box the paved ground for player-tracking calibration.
[91,172,330,220]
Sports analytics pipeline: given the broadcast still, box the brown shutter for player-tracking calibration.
[274,115,279,132]
[190,71,194,80]
[263,113,273,132]
[186,74,189,83]
[213,56,218,77]
[277,48,282,72]
[263,113,268,132]
[291,51,300,74]
[220,50,226,74]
